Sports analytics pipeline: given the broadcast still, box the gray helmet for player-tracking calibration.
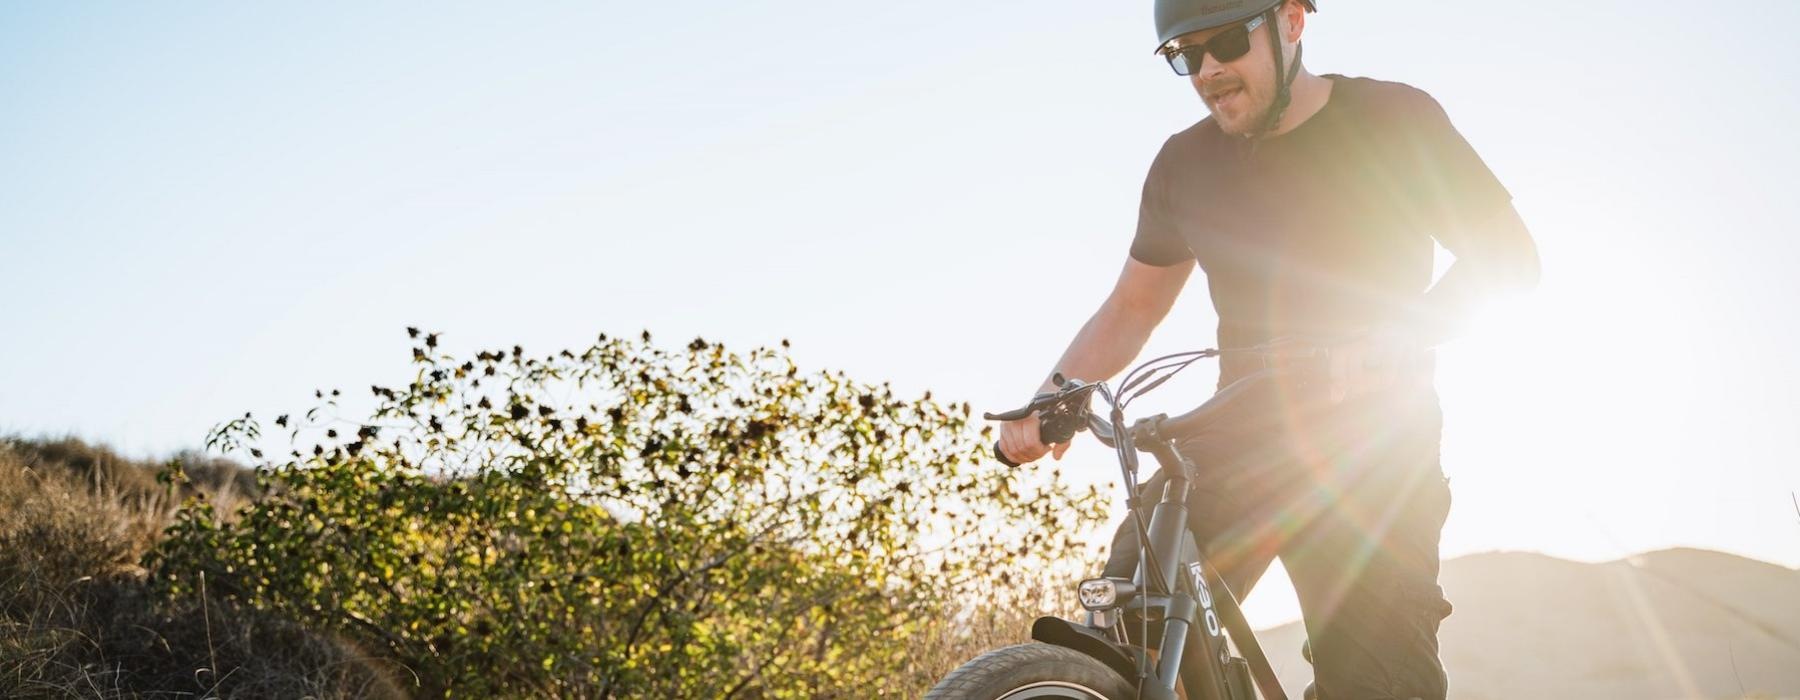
[1153,0,1316,51]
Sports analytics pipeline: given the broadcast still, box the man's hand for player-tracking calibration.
[1327,325,1423,403]
[997,412,1071,465]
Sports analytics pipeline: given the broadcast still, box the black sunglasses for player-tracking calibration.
[1161,14,1265,76]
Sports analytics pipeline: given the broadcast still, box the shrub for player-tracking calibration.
[156,330,1109,698]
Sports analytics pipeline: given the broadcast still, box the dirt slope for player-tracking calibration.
[1252,549,1800,700]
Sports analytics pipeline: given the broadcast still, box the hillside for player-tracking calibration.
[1254,549,1800,700]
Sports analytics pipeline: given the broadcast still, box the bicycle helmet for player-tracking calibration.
[1153,0,1315,51]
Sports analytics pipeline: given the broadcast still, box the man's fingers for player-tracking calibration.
[999,423,1024,463]
[1369,341,1404,390]
[1374,355,1397,390]
[1052,441,1070,460]
[1329,346,1350,403]
[998,432,1018,463]
[1013,424,1037,459]
[997,418,1047,465]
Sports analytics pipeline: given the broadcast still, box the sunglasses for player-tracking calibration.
[1161,14,1265,76]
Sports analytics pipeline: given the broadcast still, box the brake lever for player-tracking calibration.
[981,392,1054,422]
[981,374,1093,421]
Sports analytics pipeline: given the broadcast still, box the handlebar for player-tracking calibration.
[989,369,1289,466]
[1132,368,1287,445]
[987,339,1328,467]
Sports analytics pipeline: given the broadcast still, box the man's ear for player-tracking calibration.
[1281,0,1307,44]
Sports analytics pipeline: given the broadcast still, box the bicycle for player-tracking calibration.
[925,340,1329,700]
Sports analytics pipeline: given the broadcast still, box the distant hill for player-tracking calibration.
[0,434,257,503]
[1254,549,1800,700]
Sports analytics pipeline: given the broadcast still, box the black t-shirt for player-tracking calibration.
[1131,75,1515,387]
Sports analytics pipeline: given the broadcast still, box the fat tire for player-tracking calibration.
[924,642,1136,700]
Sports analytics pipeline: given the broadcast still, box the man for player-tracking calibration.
[994,1,1539,698]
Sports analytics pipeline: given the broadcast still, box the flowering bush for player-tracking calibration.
[155,330,1107,698]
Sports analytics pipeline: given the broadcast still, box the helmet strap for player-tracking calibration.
[1245,5,1303,145]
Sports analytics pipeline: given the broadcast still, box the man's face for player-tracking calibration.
[1165,8,1290,136]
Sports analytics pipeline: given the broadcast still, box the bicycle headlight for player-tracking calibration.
[1078,578,1133,610]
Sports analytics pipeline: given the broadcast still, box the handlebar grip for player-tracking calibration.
[992,441,1021,468]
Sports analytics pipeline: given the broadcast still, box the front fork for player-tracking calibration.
[1129,475,1227,700]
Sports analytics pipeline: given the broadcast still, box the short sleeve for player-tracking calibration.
[1129,137,1194,267]
[1397,92,1514,248]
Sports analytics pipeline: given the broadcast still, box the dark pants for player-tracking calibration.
[1101,388,1455,700]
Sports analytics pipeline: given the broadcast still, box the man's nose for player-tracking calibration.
[1193,55,1226,89]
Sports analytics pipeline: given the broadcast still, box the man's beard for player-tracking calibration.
[1203,77,1265,137]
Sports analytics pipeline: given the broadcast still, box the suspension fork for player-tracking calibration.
[1108,430,1195,698]
[1137,422,1191,598]
[1139,473,1195,699]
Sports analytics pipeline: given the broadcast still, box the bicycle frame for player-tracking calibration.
[1005,367,1298,700]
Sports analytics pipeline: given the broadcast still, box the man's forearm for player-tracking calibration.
[1038,304,1160,393]
[1413,207,1541,345]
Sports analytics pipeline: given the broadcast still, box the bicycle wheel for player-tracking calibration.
[924,643,1136,700]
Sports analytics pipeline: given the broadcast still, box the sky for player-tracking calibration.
[4,1,1799,628]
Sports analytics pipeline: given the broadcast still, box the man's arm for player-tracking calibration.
[1329,91,1542,401]
[996,256,1193,464]
[1404,91,1542,344]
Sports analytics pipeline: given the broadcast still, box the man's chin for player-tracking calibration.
[1215,115,1254,137]
[1208,105,1257,136]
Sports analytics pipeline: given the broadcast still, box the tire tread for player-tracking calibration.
[924,642,1134,700]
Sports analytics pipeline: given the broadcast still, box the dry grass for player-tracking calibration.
[896,578,1091,695]
[0,436,404,699]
